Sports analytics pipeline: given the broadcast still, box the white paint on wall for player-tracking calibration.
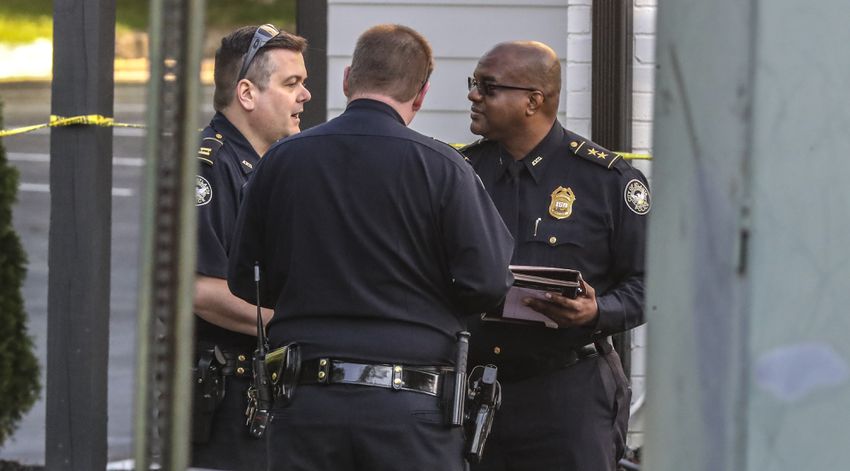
[327,0,569,144]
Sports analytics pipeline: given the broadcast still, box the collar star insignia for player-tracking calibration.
[588,148,598,156]
[597,151,608,159]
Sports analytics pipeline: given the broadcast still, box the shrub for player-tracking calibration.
[0,99,40,446]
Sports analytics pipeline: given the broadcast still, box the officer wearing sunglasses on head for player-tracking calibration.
[460,41,650,471]
[190,24,311,471]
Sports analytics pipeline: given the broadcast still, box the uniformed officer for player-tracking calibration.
[191,25,310,470]
[227,24,514,471]
[461,41,649,470]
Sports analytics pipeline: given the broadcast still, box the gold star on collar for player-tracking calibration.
[588,148,598,156]
[597,151,608,159]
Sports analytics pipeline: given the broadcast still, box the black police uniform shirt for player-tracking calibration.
[227,99,514,366]
[195,112,260,353]
[461,121,649,368]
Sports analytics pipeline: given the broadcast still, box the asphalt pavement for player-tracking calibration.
[0,82,215,466]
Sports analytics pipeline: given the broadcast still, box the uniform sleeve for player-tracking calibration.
[593,167,650,335]
[440,163,515,315]
[226,158,278,309]
[196,157,239,279]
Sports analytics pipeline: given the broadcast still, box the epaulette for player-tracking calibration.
[565,131,622,170]
[456,138,488,153]
[197,128,225,166]
[455,138,490,162]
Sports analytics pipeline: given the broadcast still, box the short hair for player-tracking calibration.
[213,25,308,112]
[347,24,434,102]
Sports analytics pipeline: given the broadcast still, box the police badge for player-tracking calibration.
[196,175,212,206]
[548,186,576,219]
[624,179,650,215]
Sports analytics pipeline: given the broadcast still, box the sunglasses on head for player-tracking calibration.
[237,24,281,81]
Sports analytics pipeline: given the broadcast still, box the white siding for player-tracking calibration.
[327,0,569,144]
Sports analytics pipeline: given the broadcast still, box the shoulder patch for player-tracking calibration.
[624,179,651,215]
[564,131,621,169]
[195,175,213,206]
[197,129,225,166]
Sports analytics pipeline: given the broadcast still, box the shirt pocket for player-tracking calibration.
[525,218,585,249]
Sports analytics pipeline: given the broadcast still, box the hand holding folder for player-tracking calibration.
[484,265,584,328]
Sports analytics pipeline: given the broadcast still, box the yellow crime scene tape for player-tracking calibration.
[614,152,652,160]
[1,116,652,160]
[0,114,145,138]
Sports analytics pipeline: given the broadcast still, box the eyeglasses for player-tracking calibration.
[467,77,539,96]
[237,24,281,81]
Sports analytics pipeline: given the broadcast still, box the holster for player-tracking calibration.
[264,343,301,404]
[191,346,227,444]
[464,364,501,464]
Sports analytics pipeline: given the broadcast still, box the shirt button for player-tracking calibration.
[238,354,247,362]
[493,346,502,354]
[548,236,558,245]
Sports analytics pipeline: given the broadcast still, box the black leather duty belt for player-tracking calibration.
[220,351,252,378]
[497,341,607,383]
[299,358,450,397]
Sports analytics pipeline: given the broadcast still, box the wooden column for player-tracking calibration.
[47,0,115,469]
[296,0,328,129]
[591,0,634,374]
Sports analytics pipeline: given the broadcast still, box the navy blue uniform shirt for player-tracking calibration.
[195,112,260,352]
[462,121,649,367]
[228,99,514,366]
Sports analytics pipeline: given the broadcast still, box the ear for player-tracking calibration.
[235,79,258,111]
[343,66,351,98]
[411,81,430,112]
[526,91,544,116]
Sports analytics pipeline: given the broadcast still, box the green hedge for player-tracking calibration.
[0,99,40,446]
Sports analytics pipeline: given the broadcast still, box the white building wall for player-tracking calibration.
[327,0,569,144]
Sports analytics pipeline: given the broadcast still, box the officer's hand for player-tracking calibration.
[522,279,599,328]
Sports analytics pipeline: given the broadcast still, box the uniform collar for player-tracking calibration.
[345,98,406,125]
[496,121,563,184]
[210,112,261,174]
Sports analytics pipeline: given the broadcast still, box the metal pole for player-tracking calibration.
[46,0,115,469]
[133,0,205,468]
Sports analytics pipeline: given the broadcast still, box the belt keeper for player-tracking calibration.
[317,358,330,384]
[392,364,403,390]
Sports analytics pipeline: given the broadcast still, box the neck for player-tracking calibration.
[348,93,415,125]
[500,119,554,161]
[220,108,269,157]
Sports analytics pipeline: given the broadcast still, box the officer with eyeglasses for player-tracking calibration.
[190,24,311,470]
[460,41,650,470]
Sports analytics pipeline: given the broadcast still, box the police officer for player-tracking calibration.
[461,41,649,470]
[191,24,310,470]
[227,24,514,471]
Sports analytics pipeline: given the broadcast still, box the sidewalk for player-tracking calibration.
[0,39,213,84]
